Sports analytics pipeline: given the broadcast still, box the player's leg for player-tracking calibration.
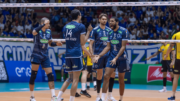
[92,70,97,90]
[61,68,64,82]
[96,68,103,100]
[100,67,115,101]
[159,60,168,92]
[86,72,91,90]
[29,63,40,101]
[69,71,81,101]
[106,72,116,101]
[118,72,125,101]
[80,68,91,98]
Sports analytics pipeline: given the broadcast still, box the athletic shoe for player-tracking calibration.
[96,97,101,101]
[87,86,90,90]
[106,97,117,101]
[51,96,58,101]
[80,90,91,98]
[98,99,103,101]
[94,86,97,91]
[75,92,81,97]
[168,96,175,101]
[159,88,167,92]
[57,98,64,101]
[30,96,36,101]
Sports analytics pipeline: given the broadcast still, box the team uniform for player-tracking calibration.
[172,32,180,74]
[31,29,52,67]
[158,44,174,72]
[63,21,86,72]
[106,26,130,73]
[61,54,68,74]
[89,26,112,69]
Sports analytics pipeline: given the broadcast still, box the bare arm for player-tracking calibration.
[81,25,93,45]
[99,42,111,57]
[171,50,175,65]
[32,30,38,36]
[81,34,92,57]
[165,44,175,59]
[146,51,161,60]
[115,40,127,60]
[89,40,94,55]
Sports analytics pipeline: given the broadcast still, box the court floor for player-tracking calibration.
[0,82,180,101]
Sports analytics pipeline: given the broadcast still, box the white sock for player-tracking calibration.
[57,91,63,99]
[163,86,166,90]
[81,83,86,91]
[69,96,75,101]
[61,77,64,80]
[108,92,112,97]
[97,93,100,97]
[120,95,123,100]
[101,93,106,100]
[30,91,34,97]
[51,89,55,97]
[87,82,90,86]
[93,81,96,86]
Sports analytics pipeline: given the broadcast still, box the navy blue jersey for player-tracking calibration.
[63,21,86,58]
[108,26,129,60]
[31,29,52,59]
[89,26,112,55]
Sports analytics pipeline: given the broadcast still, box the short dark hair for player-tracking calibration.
[99,13,108,19]
[71,9,81,20]
[110,17,119,22]
[41,17,48,24]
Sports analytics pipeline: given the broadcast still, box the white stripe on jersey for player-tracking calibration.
[94,26,99,30]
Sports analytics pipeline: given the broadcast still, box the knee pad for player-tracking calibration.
[47,73,54,82]
[29,70,38,85]
[66,73,73,83]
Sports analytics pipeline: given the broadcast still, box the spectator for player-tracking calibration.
[156,23,163,36]
[151,33,158,39]
[16,22,24,37]
[139,14,144,24]
[2,27,9,36]
[143,28,148,39]
[0,19,4,35]
[136,7,143,19]
[88,8,94,17]
[148,29,154,38]
[146,8,151,17]
[108,12,113,19]
[25,21,32,32]
[32,18,39,28]
[128,13,136,27]
[93,14,98,23]
[25,29,33,38]
[130,30,136,40]
[62,14,68,24]
[117,13,123,22]
[119,19,127,28]
[116,7,123,17]
[144,14,150,24]
[55,19,64,34]
[137,32,144,40]
[86,13,92,23]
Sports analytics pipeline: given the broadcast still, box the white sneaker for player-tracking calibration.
[106,97,117,101]
[30,97,36,101]
[51,96,58,101]
[96,96,101,101]
[57,97,64,101]
[159,88,167,92]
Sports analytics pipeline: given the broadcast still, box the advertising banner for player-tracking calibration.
[131,64,180,85]
[0,61,8,82]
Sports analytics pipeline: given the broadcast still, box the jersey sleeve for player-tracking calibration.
[89,29,95,41]
[158,46,162,52]
[80,24,86,35]
[172,34,176,40]
[122,30,130,40]
[62,26,66,39]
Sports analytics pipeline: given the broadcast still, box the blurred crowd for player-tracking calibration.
[1,0,180,44]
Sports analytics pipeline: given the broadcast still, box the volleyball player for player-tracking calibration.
[89,13,116,101]
[56,9,92,101]
[146,36,175,92]
[165,32,180,101]
[29,17,63,101]
[94,17,130,101]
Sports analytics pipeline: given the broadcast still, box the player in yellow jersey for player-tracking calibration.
[85,46,97,91]
[165,32,180,101]
[146,36,175,92]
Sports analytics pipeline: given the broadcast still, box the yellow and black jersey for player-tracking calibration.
[172,32,180,59]
[158,44,175,60]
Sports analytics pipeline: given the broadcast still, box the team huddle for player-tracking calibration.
[28,9,179,101]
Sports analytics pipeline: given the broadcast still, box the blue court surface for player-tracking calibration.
[0,82,180,92]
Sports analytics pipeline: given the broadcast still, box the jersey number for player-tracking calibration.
[66,29,72,37]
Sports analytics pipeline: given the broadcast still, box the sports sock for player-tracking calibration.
[81,83,86,91]
[109,77,115,92]
[163,78,167,87]
[97,80,102,93]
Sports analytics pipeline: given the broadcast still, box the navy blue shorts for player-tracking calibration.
[106,57,129,73]
[93,55,108,69]
[65,57,83,72]
[30,56,51,68]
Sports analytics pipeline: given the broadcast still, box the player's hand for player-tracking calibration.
[145,57,150,60]
[56,41,63,46]
[170,62,174,68]
[87,24,93,32]
[92,55,100,63]
[110,58,117,66]
[164,55,168,60]
[58,54,61,58]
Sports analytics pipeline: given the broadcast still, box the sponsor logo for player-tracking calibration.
[15,65,31,77]
[97,29,100,32]
[46,31,50,34]
[66,25,75,29]
[118,31,122,34]
[40,39,48,43]
[109,31,113,35]
[100,37,108,41]
[106,29,109,31]
[111,40,119,44]
[147,66,172,82]
[73,65,77,68]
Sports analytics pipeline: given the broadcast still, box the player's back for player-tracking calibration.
[64,21,86,58]
[172,32,180,59]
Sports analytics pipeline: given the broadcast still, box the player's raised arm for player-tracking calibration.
[89,29,95,55]
[32,18,48,36]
